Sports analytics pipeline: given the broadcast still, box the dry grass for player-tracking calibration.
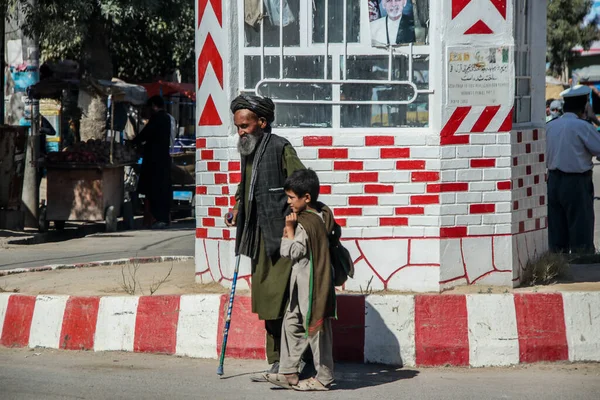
[521,251,571,286]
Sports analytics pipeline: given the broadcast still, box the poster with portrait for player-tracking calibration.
[369,0,429,46]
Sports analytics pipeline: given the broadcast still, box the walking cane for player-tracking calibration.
[216,253,241,376]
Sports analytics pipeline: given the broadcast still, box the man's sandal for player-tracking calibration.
[292,377,330,391]
[265,373,295,389]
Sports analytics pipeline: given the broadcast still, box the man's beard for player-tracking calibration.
[237,132,263,156]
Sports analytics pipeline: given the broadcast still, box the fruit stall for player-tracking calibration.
[29,78,146,232]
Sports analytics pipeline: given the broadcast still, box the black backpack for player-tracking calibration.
[329,222,354,286]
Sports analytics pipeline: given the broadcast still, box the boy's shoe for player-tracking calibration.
[249,361,279,382]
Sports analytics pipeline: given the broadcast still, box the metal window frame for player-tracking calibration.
[513,0,533,125]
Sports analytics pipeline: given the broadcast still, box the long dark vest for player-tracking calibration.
[235,133,291,258]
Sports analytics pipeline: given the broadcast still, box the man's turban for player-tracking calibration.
[230,95,275,124]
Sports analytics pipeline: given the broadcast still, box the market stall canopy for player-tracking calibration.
[141,81,195,101]
[94,79,148,105]
[573,66,600,83]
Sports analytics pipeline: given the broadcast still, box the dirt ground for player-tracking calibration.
[1,260,600,296]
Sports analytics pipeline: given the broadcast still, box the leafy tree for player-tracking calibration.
[547,0,599,76]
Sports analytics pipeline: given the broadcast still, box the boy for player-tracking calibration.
[266,169,336,391]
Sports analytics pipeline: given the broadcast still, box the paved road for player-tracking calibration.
[0,222,195,271]
[0,348,599,400]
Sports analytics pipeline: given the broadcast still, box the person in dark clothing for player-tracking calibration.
[133,96,172,229]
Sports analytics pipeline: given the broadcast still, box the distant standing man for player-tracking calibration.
[225,95,306,380]
[546,85,600,253]
[133,96,173,229]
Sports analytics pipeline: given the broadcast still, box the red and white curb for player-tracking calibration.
[0,293,598,367]
[0,256,194,278]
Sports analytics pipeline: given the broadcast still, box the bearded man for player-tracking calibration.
[225,94,306,381]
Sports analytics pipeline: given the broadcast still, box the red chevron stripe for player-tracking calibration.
[498,108,514,132]
[198,0,222,27]
[471,105,501,132]
[464,20,494,34]
[197,34,223,89]
[452,0,471,19]
[199,95,222,126]
[441,107,471,138]
[490,0,507,19]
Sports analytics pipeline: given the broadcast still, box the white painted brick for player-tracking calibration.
[484,168,511,180]
[228,148,240,159]
[196,207,209,218]
[456,192,483,203]
[296,148,318,159]
[331,184,364,195]
[347,217,379,227]
[496,157,511,167]
[469,182,496,192]
[457,146,483,158]
[484,145,511,157]
[364,160,396,171]
[411,147,440,159]
[483,192,512,202]
[304,160,333,171]
[349,148,380,159]
[393,226,425,236]
[423,227,440,236]
[441,204,469,215]
[440,216,456,226]
[342,228,363,238]
[425,134,440,146]
[395,183,426,194]
[199,173,215,185]
[482,214,512,224]
[362,227,395,237]
[470,134,496,144]
[334,136,364,146]
[396,133,427,145]
[457,169,483,181]
[379,195,410,206]
[208,228,222,238]
[496,202,512,213]
[497,133,511,144]
[213,149,229,160]
[441,171,456,181]
[410,216,441,226]
[206,138,228,148]
[441,147,456,159]
[424,205,441,214]
[441,159,470,170]
[457,215,482,225]
[284,136,302,147]
[468,225,495,235]
[440,193,456,203]
[364,206,394,216]
[321,195,348,206]
[495,224,512,234]
[200,196,215,206]
[318,172,349,183]
[379,171,410,183]
[425,159,441,170]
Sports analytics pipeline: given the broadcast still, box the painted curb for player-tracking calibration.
[1,292,598,367]
[0,256,194,278]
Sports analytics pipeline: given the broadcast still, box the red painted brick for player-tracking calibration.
[134,296,181,354]
[304,136,333,146]
[349,172,378,183]
[440,227,468,238]
[518,179,524,188]
[349,196,378,206]
[517,131,522,143]
[366,136,394,146]
[471,159,496,168]
[380,217,409,226]
[230,196,236,206]
[214,173,228,184]
[527,187,532,197]
[229,172,241,184]
[334,208,363,216]
[411,195,440,205]
[202,218,215,227]
[228,161,241,171]
[395,207,425,215]
[519,221,525,233]
[0,295,36,347]
[533,129,539,140]
[396,160,426,170]
[534,175,540,184]
[497,181,511,190]
[207,162,220,171]
[527,209,533,219]
[539,154,545,163]
[196,186,207,195]
[412,172,440,182]
[514,293,568,363]
[334,161,363,171]
[196,138,206,148]
[208,208,221,217]
[427,183,469,193]
[470,204,496,214]
[365,184,394,194]
[513,201,519,210]
[201,150,214,160]
[321,185,332,194]
[222,186,230,195]
[319,148,348,159]
[60,297,100,350]
[513,157,518,167]
[539,196,545,206]
[415,295,469,366]
[215,197,229,206]
[441,135,470,145]
[337,218,347,227]
[535,219,541,230]
[526,143,532,154]
[381,148,410,159]
[526,166,532,175]
[196,228,208,238]
[223,229,231,239]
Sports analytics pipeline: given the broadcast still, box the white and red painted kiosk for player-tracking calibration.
[194,0,548,292]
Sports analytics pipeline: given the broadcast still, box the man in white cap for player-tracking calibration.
[546,85,600,253]
[546,99,563,122]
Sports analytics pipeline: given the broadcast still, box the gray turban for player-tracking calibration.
[230,94,275,123]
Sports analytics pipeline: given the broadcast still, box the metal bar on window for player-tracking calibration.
[279,0,284,79]
[324,0,329,79]
[260,0,265,79]
[342,0,347,80]
[408,43,413,82]
[388,46,393,81]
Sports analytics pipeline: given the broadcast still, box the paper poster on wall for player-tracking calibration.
[369,0,429,46]
[446,46,513,107]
